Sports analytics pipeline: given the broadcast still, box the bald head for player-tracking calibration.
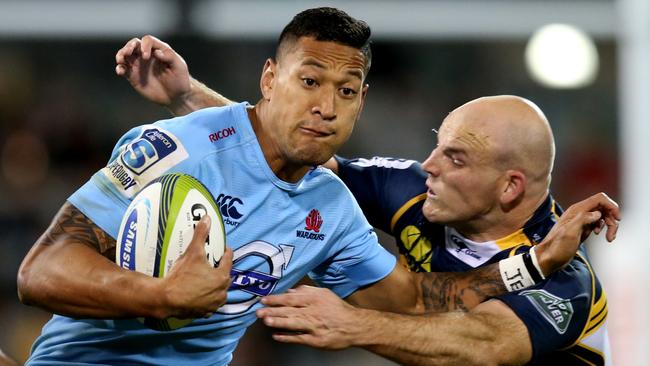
[442,95,555,191]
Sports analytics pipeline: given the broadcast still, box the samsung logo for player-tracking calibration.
[119,210,138,270]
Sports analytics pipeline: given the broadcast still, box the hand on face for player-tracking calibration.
[256,285,360,350]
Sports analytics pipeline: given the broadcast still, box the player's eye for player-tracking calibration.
[340,87,357,97]
[302,78,317,87]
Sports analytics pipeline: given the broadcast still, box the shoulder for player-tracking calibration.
[155,103,252,144]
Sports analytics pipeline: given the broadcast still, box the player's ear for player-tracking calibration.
[500,170,526,209]
[260,58,276,101]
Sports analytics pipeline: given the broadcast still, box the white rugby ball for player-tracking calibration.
[115,173,226,331]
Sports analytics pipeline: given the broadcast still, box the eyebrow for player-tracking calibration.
[301,59,364,81]
[442,146,468,158]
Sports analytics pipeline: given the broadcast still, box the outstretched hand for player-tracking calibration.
[256,285,362,350]
[115,35,191,107]
[536,192,620,276]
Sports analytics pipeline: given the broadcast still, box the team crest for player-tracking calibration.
[296,209,325,240]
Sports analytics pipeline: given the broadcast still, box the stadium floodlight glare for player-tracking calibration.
[525,23,599,89]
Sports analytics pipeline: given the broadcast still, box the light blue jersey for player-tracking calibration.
[27,103,396,366]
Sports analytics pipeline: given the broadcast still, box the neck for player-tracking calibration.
[453,191,549,242]
[249,101,311,183]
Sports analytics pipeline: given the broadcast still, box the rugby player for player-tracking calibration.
[17,7,616,366]
[119,33,619,364]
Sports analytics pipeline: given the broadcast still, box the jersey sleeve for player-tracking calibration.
[308,192,397,298]
[335,156,428,234]
[68,122,190,238]
[494,250,597,362]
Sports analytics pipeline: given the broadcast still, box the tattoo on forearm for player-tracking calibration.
[40,202,116,260]
[420,265,506,312]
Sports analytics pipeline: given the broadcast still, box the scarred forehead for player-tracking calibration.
[438,115,491,155]
[280,37,367,80]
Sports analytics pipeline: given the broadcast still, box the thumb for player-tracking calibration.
[187,214,211,258]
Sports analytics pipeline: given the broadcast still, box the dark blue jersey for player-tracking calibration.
[336,155,610,365]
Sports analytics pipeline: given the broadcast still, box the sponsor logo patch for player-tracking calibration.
[521,289,574,334]
[220,241,295,314]
[216,194,244,227]
[450,234,481,260]
[208,127,236,142]
[101,126,188,198]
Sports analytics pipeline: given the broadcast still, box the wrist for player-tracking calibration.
[166,83,195,117]
[532,240,555,277]
[347,307,384,347]
[148,277,174,320]
[498,248,546,292]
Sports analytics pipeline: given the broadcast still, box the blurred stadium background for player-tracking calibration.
[0,0,647,364]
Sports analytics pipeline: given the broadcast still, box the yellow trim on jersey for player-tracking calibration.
[568,342,606,366]
[390,193,427,233]
[565,252,608,350]
[508,244,528,257]
[496,228,532,251]
[551,198,560,220]
[569,353,598,366]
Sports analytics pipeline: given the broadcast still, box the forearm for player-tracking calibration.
[353,306,527,365]
[167,77,235,116]
[17,202,169,319]
[418,262,505,312]
[18,241,166,319]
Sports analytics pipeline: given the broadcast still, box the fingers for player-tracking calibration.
[272,332,314,346]
[604,216,619,242]
[141,35,171,60]
[115,37,141,71]
[261,292,309,307]
[261,314,310,332]
[216,247,233,273]
[187,215,211,258]
[153,48,177,64]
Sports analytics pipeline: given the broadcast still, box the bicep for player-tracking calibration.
[472,299,533,364]
[34,201,116,259]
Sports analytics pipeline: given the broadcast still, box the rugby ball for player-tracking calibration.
[115,173,226,331]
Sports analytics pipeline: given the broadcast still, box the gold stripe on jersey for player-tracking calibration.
[563,252,608,355]
[497,229,533,251]
[390,193,427,233]
[508,243,529,258]
[551,198,561,220]
[566,343,605,366]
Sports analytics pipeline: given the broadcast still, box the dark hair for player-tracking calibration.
[277,7,372,74]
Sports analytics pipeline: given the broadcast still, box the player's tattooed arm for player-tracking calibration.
[418,263,505,312]
[39,202,116,261]
[258,286,532,365]
[18,201,232,320]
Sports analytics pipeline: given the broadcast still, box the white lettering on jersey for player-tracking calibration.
[220,241,295,314]
[350,157,416,170]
